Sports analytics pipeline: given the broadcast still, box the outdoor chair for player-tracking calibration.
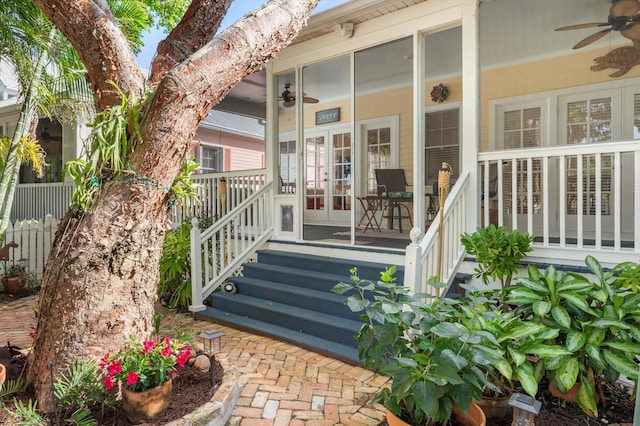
[374,168,413,232]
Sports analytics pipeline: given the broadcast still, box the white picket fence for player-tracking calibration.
[2,215,57,278]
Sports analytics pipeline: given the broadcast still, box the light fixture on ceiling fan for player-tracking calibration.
[279,83,319,107]
[555,0,640,49]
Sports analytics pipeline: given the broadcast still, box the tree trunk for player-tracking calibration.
[29,179,171,408]
[29,0,320,412]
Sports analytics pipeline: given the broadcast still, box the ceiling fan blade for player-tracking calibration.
[302,96,319,104]
[572,28,612,49]
[555,22,609,31]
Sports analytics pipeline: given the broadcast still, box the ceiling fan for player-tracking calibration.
[556,0,640,49]
[279,83,319,107]
[40,128,62,142]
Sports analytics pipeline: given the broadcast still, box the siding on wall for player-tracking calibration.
[194,129,264,172]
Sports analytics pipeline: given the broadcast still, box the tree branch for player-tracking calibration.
[148,0,233,88]
[33,0,145,111]
[131,0,320,183]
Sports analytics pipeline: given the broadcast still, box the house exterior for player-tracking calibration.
[5,0,640,290]
[257,0,639,269]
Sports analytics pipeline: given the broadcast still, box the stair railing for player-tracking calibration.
[189,182,274,312]
[404,171,470,297]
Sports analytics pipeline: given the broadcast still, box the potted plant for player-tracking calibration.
[100,336,192,423]
[504,256,640,418]
[333,266,505,426]
[460,225,533,301]
[1,262,27,295]
[457,288,570,420]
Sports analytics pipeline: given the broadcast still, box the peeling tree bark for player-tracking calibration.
[29,0,319,411]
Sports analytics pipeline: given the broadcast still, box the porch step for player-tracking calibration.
[196,249,404,364]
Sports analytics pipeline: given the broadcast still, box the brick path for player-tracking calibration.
[1,295,389,425]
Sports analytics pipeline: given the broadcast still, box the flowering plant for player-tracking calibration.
[100,337,192,392]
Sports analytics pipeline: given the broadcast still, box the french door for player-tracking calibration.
[304,127,351,225]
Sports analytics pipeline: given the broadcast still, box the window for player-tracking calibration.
[503,107,541,149]
[279,139,296,194]
[425,108,459,182]
[496,104,543,215]
[200,146,223,173]
[366,127,391,194]
[566,97,612,144]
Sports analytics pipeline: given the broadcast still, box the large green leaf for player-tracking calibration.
[555,357,579,393]
[575,376,598,418]
[551,306,572,329]
[566,331,586,352]
[602,350,639,380]
[561,293,598,316]
[532,300,552,316]
[523,344,571,358]
[414,379,438,420]
[514,362,538,398]
[431,322,463,338]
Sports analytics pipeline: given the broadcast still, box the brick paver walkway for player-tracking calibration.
[1,295,388,426]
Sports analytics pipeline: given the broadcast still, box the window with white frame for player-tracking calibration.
[200,146,223,173]
[279,138,296,194]
[496,103,543,215]
[425,108,459,182]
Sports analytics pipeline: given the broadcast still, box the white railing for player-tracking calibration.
[12,182,74,222]
[171,169,267,225]
[404,171,470,297]
[189,182,274,312]
[478,141,640,265]
[11,169,268,224]
[2,215,57,277]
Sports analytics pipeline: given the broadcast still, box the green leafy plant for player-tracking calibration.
[457,287,570,398]
[158,215,218,309]
[3,399,46,425]
[332,266,506,425]
[461,224,533,297]
[100,336,192,393]
[159,219,194,309]
[505,256,640,418]
[63,84,148,211]
[54,358,116,424]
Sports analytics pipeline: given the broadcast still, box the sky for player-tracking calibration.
[135,0,348,68]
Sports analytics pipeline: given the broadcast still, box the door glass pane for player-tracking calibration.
[332,132,351,211]
[305,136,325,210]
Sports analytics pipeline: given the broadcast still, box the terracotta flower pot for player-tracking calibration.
[549,380,600,404]
[386,402,486,426]
[1,276,24,295]
[474,387,512,420]
[121,378,173,424]
[0,363,6,389]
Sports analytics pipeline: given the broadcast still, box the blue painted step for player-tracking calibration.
[197,249,404,365]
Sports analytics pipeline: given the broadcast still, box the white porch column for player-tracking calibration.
[461,0,480,232]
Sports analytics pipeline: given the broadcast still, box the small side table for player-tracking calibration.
[356,196,382,233]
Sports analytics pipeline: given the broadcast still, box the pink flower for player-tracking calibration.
[104,374,115,391]
[176,346,191,368]
[126,371,140,386]
[161,341,173,358]
[142,340,155,354]
[107,361,122,375]
[99,353,110,367]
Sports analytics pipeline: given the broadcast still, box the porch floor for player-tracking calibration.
[303,224,412,250]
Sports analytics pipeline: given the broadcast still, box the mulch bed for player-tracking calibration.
[0,349,221,425]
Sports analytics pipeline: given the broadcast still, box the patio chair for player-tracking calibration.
[374,168,413,232]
